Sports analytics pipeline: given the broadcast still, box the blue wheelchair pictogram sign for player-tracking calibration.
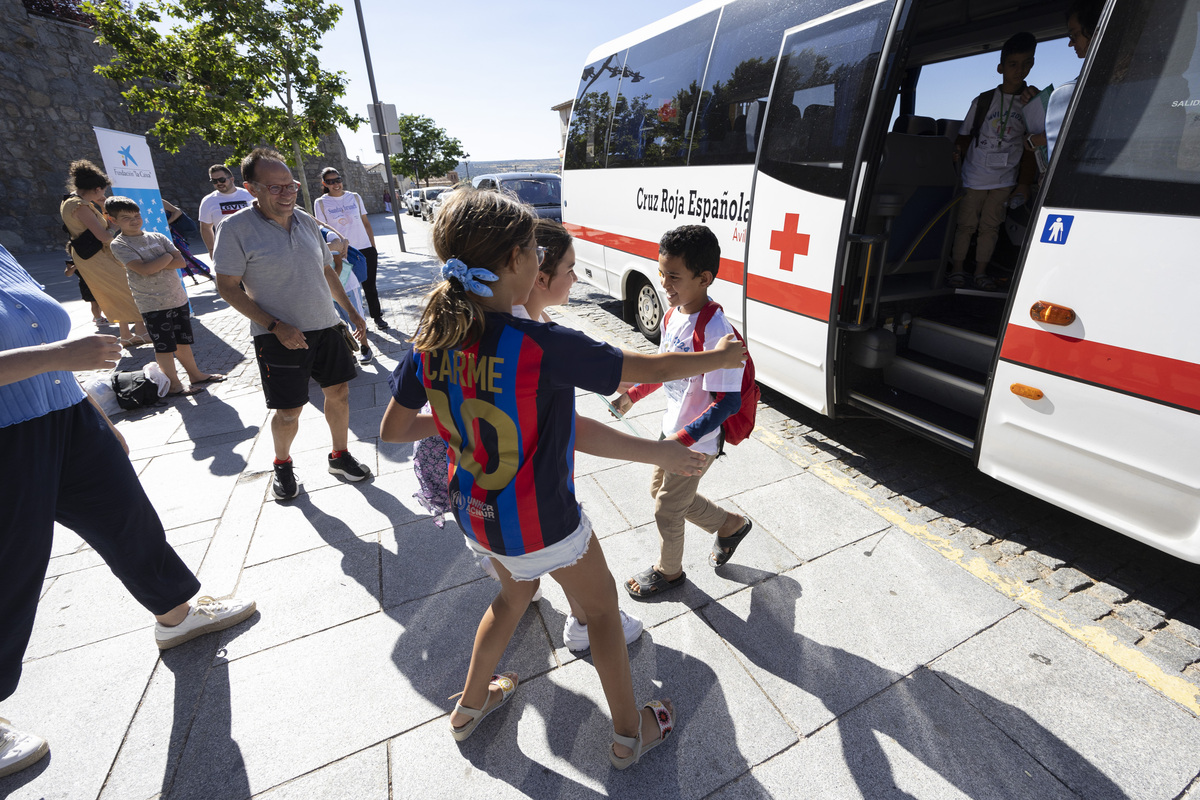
[1040,214,1074,245]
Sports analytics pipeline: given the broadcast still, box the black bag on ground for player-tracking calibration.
[110,371,162,410]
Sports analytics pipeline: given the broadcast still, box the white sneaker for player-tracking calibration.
[563,610,644,653]
[480,557,541,601]
[0,718,48,778]
[154,596,256,650]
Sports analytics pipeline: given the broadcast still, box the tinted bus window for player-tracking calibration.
[1047,0,1200,216]
[690,0,803,166]
[757,5,891,198]
[564,53,626,170]
[607,11,720,169]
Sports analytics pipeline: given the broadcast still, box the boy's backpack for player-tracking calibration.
[110,370,162,410]
[663,300,759,446]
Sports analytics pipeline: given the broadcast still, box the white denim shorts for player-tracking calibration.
[464,508,594,582]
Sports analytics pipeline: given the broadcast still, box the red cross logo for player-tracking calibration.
[769,213,810,272]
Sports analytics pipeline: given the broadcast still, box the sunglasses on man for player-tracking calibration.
[210,176,230,184]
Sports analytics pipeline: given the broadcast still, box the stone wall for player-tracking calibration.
[0,0,386,254]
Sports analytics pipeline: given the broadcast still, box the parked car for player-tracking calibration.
[416,187,450,222]
[405,189,423,216]
[425,187,463,223]
[471,173,562,221]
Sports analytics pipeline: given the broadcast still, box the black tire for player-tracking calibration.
[626,275,662,344]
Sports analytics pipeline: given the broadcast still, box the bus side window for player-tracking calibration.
[757,8,890,198]
[1048,0,1200,215]
[689,0,802,167]
[564,52,626,170]
[606,11,719,169]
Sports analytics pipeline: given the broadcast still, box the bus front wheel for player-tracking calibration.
[627,277,662,344]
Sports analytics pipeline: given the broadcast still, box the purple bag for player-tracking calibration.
[413,435,450,527]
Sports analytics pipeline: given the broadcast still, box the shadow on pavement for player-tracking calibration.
[698,570,1128,799]
[291,487,764,798]
[155,614,259,800]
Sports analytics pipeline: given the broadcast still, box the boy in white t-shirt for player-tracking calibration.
[948,32,1044,291]
[613,225,753,598]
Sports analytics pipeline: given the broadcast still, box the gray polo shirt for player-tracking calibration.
[212,204,338,336]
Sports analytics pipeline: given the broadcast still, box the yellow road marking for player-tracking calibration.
[755,427,1200,717]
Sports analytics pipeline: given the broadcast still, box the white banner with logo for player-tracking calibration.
[91,126,170,236]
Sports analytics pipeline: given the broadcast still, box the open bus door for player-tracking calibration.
[742,0,905,414]
[977,0,1200,562]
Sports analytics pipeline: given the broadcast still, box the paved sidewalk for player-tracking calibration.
[3,222,1199,800]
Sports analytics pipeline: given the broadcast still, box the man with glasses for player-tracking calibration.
[213,148,372,501]
[313,167,388,331]
[198,164,254,256]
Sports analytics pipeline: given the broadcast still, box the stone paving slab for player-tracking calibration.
[215,532,381,661]
[1,629,162,800]
[244,480,421,567]
[699,530,1017,737]
[168,584,553,800]
[709,666,1081,800]
[589,517,805,631]
[24,539,208,660]
[389,612,797,800]
[253,744,389,799]
[931,610,1200,799]
[97,634,229,800]
[733,471,892,561]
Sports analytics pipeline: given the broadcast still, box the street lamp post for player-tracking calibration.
[352,0,406,253]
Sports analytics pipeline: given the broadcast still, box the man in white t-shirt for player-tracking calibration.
[947,32,1045,292]
[313,167,387,330]
[198,164,255,256]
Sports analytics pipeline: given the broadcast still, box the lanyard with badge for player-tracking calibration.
[985,91,1017,168]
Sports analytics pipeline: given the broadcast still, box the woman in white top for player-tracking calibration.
[313,168,386,330]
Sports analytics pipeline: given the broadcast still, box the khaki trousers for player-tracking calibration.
[651,454,729,576]
[952,186,1012,266]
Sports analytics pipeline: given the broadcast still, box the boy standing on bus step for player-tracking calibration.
[613,225,753,598]
[947,31,1044,292]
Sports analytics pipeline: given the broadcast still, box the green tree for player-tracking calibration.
[85,0,362,212]
[388,115,467,187]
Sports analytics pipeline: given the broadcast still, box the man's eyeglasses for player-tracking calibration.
[324,176,343,184]
[210,176,230,184]
[253,181,301,196]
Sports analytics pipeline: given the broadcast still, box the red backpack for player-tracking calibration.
[663,300,759,445]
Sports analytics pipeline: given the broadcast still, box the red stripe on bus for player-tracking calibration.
[746,274,832,321]
[564,222,744,285]
[1000,324,1200,412]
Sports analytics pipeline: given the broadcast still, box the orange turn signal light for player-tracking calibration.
[1010,383,1044,400]
[1030,301,1076,326]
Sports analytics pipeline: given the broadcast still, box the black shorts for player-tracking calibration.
[76,273,95,303]
[142,303,195,353]
[254,326,356,409]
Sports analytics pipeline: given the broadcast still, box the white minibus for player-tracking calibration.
[562,0,1200,562]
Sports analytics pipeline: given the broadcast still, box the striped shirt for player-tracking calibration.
[391,313,623,555]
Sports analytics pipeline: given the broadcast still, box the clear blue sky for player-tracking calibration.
[319,1,1084,164]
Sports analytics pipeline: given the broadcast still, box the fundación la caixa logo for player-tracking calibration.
[118,145,138,167]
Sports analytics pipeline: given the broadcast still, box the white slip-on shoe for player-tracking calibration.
[0,718,48,778]
[563,610,644,652]
[154,596,256,650]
